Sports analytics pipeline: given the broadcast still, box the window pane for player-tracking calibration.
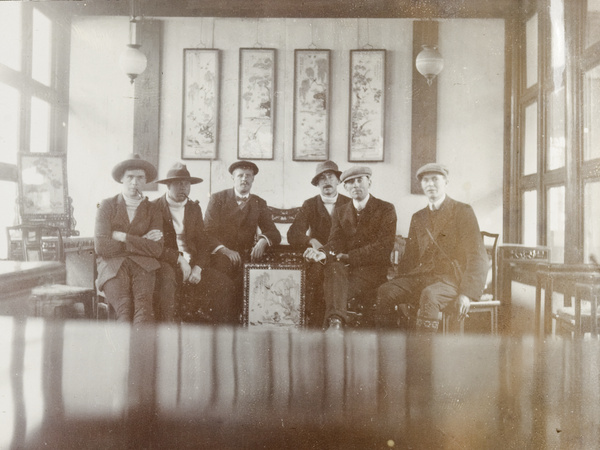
[547,87,565,170]
[526,13,538,88]
[584,63,600,161]
[550,0,565,88]
[0,2,22,71]
[32,8,52,86]
[547,186,565,263]
[30,97,50,153]
[0,181,18,259]
[584,181,600,264]
[587,0,600,48]
[522,190,537,246]
[523,102,538,175]
[0,83,20,163]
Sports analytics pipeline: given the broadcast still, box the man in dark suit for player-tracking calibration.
[376,163,489,333]
[288,160,350,327]
[95,154,163,323]
[153,162,235,324]
[204,160,281,318]
[304,166,397,330]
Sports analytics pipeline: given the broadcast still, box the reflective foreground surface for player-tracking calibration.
[1,316,599,449]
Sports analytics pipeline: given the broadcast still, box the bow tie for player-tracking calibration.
[236,196,249,203]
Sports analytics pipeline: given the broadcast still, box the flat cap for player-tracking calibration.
[416,163,449,180]
[340,166,372,183]
[228,160,259,175]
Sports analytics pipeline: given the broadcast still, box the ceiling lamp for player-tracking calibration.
[415,45,444,86]
[120,0,147,84]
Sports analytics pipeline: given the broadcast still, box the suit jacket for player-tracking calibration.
[287,194,350,249]
[322,195,397,280]
[153,194,219,270]
[204,188,281,253]
[399,196,489,300]
[95,194,163,290]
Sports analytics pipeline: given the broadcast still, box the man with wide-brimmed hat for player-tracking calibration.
[152,162,235,324]
[95,153,163,323]
[304,165,397,330]
[287,160,350,327]
[375,163,488,333]
[204,160,281,319]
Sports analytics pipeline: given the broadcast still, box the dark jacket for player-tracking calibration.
[287,194,350,249]
[204,188,281,253]
[94,194,163,290]
[399,196,489,300]
[153,194,219,269]
[322,195,397,280]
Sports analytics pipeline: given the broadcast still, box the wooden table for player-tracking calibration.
[2,318,600,448]
[0,261,65,316]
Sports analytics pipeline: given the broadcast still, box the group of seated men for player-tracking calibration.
[94,153,489,333]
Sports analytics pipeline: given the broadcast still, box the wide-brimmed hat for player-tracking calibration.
[415,163,449,180]
[340,166,372,183]
[311,160,342,186]
[156,162,203,185]
[228,160,259,175]
[111,153,157,183]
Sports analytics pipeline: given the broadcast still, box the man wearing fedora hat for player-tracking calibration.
[304,166,396,330]
[153,162,235,324]
[288,160,350,327]
[375,163,488,333]
[204,160,281,318]
[95,154,164,323]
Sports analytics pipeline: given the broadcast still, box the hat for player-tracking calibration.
[228,160,259,175]
[340,166,372,183]
[415,163,449,180]
[111,153,158,183]
[311,160,342,186]
[156,162,203,185]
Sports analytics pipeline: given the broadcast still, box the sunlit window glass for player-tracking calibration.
[0,83,20,163]
[526,13,538,88]
[0,181,17,259]
[547,186,565,263]
[548,87,565,171]
[32,8,52,86]
[550,0,565,89]
[584,181,600,264]
[523,102,538,175]
[30,97,50,153]
[587,0,600,48]
[0,2,22,71]
[522,190,537,246]
[584,63,600,161]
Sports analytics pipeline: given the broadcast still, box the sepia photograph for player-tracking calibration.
[0,0,599,448]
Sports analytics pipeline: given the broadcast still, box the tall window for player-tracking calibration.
[0,3,68,258]
[512,0,600,264]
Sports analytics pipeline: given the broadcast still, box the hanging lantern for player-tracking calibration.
[120,43,147,84]
[415,45,444,86]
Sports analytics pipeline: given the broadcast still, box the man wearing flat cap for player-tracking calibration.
[204,160,281,318]
[95,153,163,323]
[304,166,397,330]
[152,162,235,324]
[288,160,350,327]
[376,163,488,333]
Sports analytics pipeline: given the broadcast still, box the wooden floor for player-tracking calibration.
[2,316,599,448]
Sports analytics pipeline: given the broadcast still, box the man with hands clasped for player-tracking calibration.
[304,166,397,330]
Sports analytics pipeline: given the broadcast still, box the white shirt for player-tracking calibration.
[353,194,370,212]
[429,195,446,211]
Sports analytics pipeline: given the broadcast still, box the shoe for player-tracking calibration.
[327,317,343,332]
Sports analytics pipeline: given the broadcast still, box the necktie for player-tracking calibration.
[236,196,248,208]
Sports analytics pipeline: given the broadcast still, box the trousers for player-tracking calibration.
[103,258,156,323]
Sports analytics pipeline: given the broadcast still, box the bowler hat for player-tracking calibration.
[340,166,372,183]
[111,153,157,183]
[415,163,449,180]
[311,160,342,186]
[156,162,203,185]
[228,160,259,175]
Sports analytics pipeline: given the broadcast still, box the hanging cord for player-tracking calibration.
[308,21,317,49]
[253,18,263,48]
[362,18,373,49]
